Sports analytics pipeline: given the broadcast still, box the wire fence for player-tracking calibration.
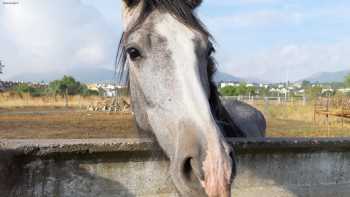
[314,96,350,128]
[221,95,308,106]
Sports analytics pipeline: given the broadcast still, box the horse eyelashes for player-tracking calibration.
[125,0,140,8]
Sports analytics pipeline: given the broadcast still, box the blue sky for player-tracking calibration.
[1,0,350,82]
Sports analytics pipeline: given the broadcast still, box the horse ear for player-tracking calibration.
[186,0,202,9]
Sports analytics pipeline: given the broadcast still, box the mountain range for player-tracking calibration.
[10,67,116,83]
[10,67,248,84]
[300,70,350,83]
[9,67,350,84]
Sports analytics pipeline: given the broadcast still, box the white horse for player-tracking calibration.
[118,0,266,196]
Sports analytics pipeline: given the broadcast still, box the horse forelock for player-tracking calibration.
[117,0,212,82]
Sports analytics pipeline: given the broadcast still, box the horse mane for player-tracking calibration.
[116,0,246,137]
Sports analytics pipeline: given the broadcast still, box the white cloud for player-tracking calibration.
[206,0,283,6]
[1,0,349,83]
[221,41,350,82]
[205,10,303,28]
[200,1,350,82]
[0,0,120,79]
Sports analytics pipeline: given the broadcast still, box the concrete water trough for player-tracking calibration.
[1,138,350,197]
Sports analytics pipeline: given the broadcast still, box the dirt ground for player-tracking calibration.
[0,106,349,139]
[0,107,139,139]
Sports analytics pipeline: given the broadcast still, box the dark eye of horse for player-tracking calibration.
[125,0,140,7]
[207,42,215,57]
[126,47,142,61]
[208,46,215,57]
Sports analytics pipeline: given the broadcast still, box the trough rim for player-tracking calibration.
[1,138,350,157]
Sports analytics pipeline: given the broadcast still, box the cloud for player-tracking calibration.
[1,0,350,84]
[0,0,120,79]
[221,41,350,82]
[205,10,303,28]
[199,1,350,82]
[205,0,283,7]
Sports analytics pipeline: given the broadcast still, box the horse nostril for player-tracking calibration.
[171,157,207,196]
[229,150,234,160]
[126,47,142,61]
[182,157,195,181]
[182,157,204,183]
[228,150,237,181]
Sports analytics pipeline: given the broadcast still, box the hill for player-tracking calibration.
[10,67,116,83]
[301,70,350,83]
[10,68,260,84]
[213,71,266,83]
[213,71,243,83]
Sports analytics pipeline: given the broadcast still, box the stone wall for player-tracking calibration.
[0,138,350,197]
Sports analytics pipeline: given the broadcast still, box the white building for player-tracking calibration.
[87,83,127,97]
[338,88,350,94]
[219,81,240,88]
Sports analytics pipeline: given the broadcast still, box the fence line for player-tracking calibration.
[314,96,350,129]
[222,95,308,105]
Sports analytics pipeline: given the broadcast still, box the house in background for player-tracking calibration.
[87,83,127,97]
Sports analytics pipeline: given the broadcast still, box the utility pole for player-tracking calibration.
[0,60,4,91]
[0,60,4,74]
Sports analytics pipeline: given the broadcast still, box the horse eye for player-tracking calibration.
[125,0,140,7]
[208,46,215,56]
[126,47,142,61]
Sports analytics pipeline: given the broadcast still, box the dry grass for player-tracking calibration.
[250,101,350,137]
[0,92,102,108]
[0,95,349,139]
[0,111,139,139]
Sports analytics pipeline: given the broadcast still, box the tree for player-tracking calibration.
[60,75,81,95]
[237,83,248,95]
[257,87,269,97]
[14,84,45,97]
[219,86,238,96]
[219,83,257,97]
[47,80,62,95]
[79,84,99,96]
[246,86,257,96]
[345,73,350,87]
[301,80,311,88]
[48,76,82,107]
[48,76,81,96]
[305,85,322,99]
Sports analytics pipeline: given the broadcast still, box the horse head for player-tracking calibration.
[118,1,245,196]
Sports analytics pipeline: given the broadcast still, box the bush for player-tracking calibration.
[14,84,45,97]
[345,74,350,87]
[305,86,323,98]
[12,76,101,98]
[79,85,99,96]
[48,75,84,96]
[219,86,239,96]
[219,84,257,96]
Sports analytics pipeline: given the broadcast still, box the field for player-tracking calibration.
[0,92,101,108]
[253,101,350,137]
[0,109,139,139]
[0,94,349,139]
